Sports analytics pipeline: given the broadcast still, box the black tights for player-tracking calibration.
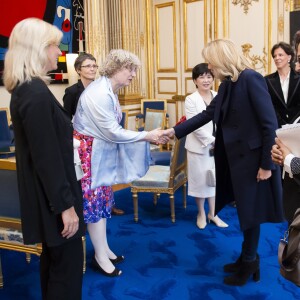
[242,225,260,262]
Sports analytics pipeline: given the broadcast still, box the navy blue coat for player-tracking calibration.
[175,69,284,230]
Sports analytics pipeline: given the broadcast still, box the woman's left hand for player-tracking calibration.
[256,168,271,182]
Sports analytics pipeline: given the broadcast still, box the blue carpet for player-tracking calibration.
[1,187,300,300]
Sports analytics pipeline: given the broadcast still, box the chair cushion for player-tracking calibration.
[0,227,24,245]
[131,166,186,188]
[132,165,170,187]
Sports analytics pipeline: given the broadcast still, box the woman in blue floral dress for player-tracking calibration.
[73,49,167,277]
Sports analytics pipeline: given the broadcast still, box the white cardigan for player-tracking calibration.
[184,90,217,154]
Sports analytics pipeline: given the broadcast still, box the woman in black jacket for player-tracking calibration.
[63,53,97,119]
[265,42,300,127]
[4,18,85,300]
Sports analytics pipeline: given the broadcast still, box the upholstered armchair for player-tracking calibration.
[0,108,14,153]
[131,136,187,223]
[120,109,129,129]
[135,99,169,132]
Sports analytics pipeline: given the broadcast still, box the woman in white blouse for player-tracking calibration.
[185,63,228,229]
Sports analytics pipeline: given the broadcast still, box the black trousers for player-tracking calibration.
[40,237,83,300]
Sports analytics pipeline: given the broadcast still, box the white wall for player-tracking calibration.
[0,84,68,109]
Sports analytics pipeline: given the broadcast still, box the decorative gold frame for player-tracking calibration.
[155,2,177,72]
[157,77,178,95]
[183,0,207,72]
[231,0,259,14]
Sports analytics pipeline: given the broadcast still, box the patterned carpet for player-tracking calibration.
[1,187,299,300]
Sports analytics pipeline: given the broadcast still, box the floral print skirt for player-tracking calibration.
[74,130,114,223]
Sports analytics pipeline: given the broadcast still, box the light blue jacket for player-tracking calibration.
[73,76,150,188]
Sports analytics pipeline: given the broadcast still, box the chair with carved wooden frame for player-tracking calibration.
[136,99,169,130]
[0,108,14,151]
[130,136,187,223]
[120,109,129,129]
[0,159,86,288]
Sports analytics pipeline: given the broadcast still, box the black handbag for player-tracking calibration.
[278,208,300,286]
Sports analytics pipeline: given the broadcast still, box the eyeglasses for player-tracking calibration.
[81,64,98,69]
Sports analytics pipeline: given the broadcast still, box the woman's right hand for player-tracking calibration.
[144,128,170,144]
[271,138,292,166]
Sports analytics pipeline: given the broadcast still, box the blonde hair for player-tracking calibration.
[202,39,252,82]
[3,18,63,93]
[99,49,141,77]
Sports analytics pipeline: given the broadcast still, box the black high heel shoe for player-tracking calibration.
[110,255,125,265]
[223,257,260,286]
[92,256,122,277]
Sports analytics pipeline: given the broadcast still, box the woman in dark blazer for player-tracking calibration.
[164,39,284,286]
[265,42,300,127]
[4,18,85,300]
[63,53,97,119]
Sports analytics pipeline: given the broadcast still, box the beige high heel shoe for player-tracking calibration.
[196,214,207,229]
[207,214,229,228]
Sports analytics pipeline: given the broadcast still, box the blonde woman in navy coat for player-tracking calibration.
[163,39,284,286]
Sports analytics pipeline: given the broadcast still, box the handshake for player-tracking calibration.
[144,128,175,144]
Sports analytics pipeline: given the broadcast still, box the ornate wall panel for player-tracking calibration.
[183,0,206,72]
[225,0,271,75]
[157,77,178,94]
[185,77,194,95]
[155,2,177,71]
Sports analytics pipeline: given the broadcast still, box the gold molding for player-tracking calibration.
[183,0,207,72]
[214,0,218,39]
[278,14,284,36]
[157,77,178,94]
[290,0,300,11]
[145,0,153,98]
[241,43,267,72]
[118,94,143,106]
[232,0,259,14]
[223,0,227,37]
[268,0,272,74]
[155,2,177,73]
[185,77,193,95]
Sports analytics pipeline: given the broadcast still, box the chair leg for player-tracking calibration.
[183,183,187,209]
[153,193,160,206]
[133,192,139,222]
[25,253,31,263]
[169,194,175,222]
[82,236,86,274]
[0,252,3,288]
